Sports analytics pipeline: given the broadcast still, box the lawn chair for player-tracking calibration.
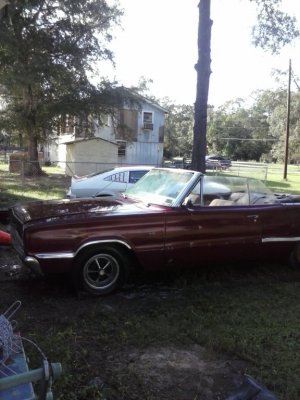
[0,301,62,400]
[225,374,278,400]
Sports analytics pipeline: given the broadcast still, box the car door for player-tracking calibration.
[164,176,262,269]
[245,203,295,262]
[164,205,262,269]
[245,177,296,261]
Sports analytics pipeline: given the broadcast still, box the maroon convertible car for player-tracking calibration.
[9,168,300,295]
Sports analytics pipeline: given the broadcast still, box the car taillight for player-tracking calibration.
[0,230,11,246]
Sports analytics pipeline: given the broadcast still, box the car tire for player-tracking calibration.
[73,246,129,296]
[289,243,300,268]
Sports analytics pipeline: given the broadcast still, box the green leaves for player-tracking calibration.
[0,0,123,169]
[250,0,299,54]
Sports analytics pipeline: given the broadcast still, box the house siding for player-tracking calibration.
[95,101,165,166]
[124,141,163,166]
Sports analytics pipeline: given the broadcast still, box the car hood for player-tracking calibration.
[10,196,154,224]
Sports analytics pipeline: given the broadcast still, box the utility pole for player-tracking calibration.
[283,59,291,180]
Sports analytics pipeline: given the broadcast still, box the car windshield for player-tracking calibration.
[124,168,195,206]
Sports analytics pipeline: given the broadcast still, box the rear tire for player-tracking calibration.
[73,246,129,296]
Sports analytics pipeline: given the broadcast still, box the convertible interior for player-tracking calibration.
[185,176,279,207]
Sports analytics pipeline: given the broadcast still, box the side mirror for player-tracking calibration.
[182,196,194,208]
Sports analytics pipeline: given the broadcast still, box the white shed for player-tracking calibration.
[64,137,118,176]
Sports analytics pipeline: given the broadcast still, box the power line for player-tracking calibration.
[219,137,279,141]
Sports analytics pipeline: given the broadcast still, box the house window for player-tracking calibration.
[116,140,126,156]
[143,112,154,130]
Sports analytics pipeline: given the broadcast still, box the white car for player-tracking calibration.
[67,166,153,198]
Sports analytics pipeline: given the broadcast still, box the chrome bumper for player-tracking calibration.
[10,226,44,276]
[24,256,44,276]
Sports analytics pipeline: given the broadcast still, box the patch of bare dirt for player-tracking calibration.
[102,346,245,400]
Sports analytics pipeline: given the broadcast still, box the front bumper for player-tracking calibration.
[24,256,44,276]
[10,225,43,276]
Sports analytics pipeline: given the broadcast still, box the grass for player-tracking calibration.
[19,265,300,399]
[223,163,300,194]
[0,163,70,208]
[2,161,300,398]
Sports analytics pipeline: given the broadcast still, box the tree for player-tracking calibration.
[0,0,123,176]
[192,0,211,172]
[163,102,194,159]
[250,0,299,54]
[207,98,271,161]
[257,89,300,163]
[192,0,299,172]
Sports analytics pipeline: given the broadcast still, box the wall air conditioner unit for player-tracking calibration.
[143,123,154,130]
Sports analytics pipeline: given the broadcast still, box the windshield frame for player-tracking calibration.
[124,168,202,207]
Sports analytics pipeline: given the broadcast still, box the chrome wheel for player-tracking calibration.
[73,246,129,295]
[83,253,120,291]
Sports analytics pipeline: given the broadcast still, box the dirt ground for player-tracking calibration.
[0,243,250,400]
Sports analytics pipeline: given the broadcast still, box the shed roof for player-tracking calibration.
[62,137,118,146]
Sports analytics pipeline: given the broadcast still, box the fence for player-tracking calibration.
[2,150,299,181]
[1,156,300,209]
[0,153,158,178]
[208,161,300,183]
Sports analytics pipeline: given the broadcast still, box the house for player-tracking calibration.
[96,94,167,167]
[45,90,167,176]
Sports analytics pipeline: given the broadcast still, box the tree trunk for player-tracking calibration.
[191,0,212,172]
[23,85,44,176]
[24,130,44,176]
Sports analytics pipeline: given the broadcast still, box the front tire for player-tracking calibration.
[290,243,300,268]
[73,246,129,296]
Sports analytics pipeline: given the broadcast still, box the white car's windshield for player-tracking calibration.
[125,168,195,206]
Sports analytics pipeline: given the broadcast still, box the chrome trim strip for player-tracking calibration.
[34,239,132,260]
[76,240,131,252]
[262,237,300,243]
[35,252,74,259]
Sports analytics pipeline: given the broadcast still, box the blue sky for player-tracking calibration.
[99,0,300,106]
